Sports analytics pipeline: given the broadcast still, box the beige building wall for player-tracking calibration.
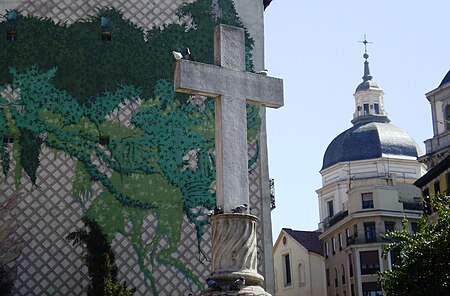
[273,230,326,296]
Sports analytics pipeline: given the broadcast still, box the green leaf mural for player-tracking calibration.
[0,0,261,294]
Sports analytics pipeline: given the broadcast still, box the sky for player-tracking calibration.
[263,1,450,240]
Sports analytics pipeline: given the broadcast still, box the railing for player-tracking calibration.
[347,234,393,246]
[402,201,423,211]
[321,210,349,230]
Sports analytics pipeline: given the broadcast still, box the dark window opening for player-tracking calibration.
[446,172,450,194]
[422,188,431,215]
[325,241,329,258]
[332,237,336,255]
[326,268,330,286]
[284,254,291,286]
[362,192,374,209]
[341,265,345,285]
[434,180,440,195]
[351,284,355,296]
[363,103,369,115]
[364,222,376,243]
[338,233,343,250]
[99,135,110,146]
[411,222,419,234]
[374,103,380,114]
[360,251,380,275]
[384,221,395,234]
[334,268,338,287]
[2,135,14,144]
[362,282,382,296]
[328,200,334,217]
[6,31,17,41]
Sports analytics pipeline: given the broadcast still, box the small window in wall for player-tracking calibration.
[385,221,395,234]
[2,135,14,144]
[363,103,369,115]
[364,222,376,243]
[327,200,334,217]
[341,264,345,285]
[338,233,343,250]
[362,192,374,209]
[283,254,292,286]
[422,187,431,215]
[411,222,419,234]
[334,268,338,287]
[360,251,380,275]
[362,282,383,296]
[325,241,329,258]
[326,268,330,286]
[332,237,336,255]
[374,103,380,114]
[6,31,17,41]
[434,180,441,195]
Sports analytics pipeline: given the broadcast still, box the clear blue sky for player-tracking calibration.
[263,1,450,240]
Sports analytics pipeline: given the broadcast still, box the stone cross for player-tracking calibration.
[174,24,283,212]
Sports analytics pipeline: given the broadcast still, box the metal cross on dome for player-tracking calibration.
[174,24,284,212]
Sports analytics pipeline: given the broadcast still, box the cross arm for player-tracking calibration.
[174,59,284,108]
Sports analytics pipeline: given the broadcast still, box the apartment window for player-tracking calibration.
[364,222,376,243]
[373,103,380,114]
[434,180,441,195]
[360,251,380,275]
[385,221,395,234]
[338,233,343,250]
[353,224,358,237]
[362,282,382,296]
[362,192,374,209]
[327,200,334,217]
[283,254,292,286]
[326,268,330,286]
[411,222,419,234]
[422,187,431,215]
[341,264,345,285]
[345,228,350,246]
[334,268,338,287]
[325,241,329,258]
[348,254,353,277]
[332,237,336,255]
[363,103,369,115]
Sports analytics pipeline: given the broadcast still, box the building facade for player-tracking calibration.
[317,51,426,296]
[273,228,326,296]
[415,71,450,211]
[0,1,277,295]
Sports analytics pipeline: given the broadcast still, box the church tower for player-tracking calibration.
[317,42,426,296]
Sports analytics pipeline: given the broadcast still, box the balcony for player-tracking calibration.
[402,201,423,211]
[321,210,348,230]
[347,233,393,246]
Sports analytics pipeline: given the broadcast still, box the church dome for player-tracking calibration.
[321,121,422,170]
[322,43,422,170]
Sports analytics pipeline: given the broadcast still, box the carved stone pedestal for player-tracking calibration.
[201,214,271,296]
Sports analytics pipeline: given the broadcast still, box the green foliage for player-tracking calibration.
[379,195,450,296]
[67,216,134,296]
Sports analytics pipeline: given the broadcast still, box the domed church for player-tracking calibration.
[317,46,426,296]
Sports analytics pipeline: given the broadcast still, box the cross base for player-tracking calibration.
[202,285,271,296]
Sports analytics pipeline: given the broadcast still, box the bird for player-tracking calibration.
[230,276,245,291]
[173,51,183,60]
[256,69,268,75]
[231,204,248,213]
[206,206,224,216]
[206,279,221,291]
[185,47,193,60]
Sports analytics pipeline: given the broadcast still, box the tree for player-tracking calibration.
[379,195,450,296]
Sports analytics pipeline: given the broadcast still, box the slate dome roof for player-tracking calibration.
[322,121,422,170]
[439,70,450,87]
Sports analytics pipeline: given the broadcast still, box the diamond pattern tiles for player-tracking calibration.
[3,146,90,296]
[15,0,195,31]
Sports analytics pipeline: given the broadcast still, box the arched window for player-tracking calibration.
[298,261,305,285]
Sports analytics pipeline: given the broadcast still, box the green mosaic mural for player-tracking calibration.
[0,0,261,294]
